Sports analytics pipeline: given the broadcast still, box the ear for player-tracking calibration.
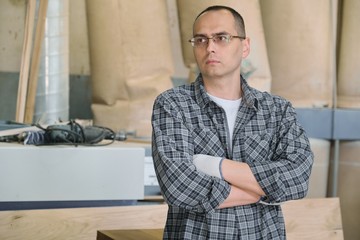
[242,37,250,58]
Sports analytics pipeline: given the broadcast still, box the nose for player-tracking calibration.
[206,38,216,53]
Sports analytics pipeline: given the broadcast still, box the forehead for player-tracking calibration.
[193,9,236,35]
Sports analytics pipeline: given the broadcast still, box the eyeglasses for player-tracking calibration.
[189,34,246,48]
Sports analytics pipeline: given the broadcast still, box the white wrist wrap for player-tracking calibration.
[193,154,224,179]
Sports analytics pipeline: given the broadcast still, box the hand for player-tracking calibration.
[193,154,224,178]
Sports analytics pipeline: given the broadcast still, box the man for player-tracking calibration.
[152,5,313,239]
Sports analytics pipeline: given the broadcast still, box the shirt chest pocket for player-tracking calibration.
[192,127,224,156]
[244,133,272,163]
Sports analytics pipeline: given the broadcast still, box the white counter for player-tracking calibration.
[0,142,145,202]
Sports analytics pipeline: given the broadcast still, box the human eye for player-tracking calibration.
[216,34,230,42]
[194,36,207,44]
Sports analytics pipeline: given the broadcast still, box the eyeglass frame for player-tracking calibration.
[188,33,246,48]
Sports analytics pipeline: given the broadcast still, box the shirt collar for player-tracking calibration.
[240,75,258,111]
[194,74,258,111]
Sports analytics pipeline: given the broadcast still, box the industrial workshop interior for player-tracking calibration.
[0,0,358,239]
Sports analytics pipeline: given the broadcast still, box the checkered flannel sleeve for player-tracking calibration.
[151,92,231,214]
[247,100,314,205]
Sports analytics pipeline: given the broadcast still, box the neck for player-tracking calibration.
[203,75,242,100]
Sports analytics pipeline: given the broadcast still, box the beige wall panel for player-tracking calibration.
[0,0,26,72]
[337,0,360,108]
[70,0,189,78]
[92,102,129,133]
[69,0,90,75]
[166,0,189,79]
[0,0,91,75]
[306,138,330,198]
[260,0,335,108]
[87,0,174,137]
[91,73,172,138]
[337,141,360,240]
[177,0,271,92]
[87,0,174,105]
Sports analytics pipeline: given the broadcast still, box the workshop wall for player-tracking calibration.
[1,0,360,238]
[0,0,188,122]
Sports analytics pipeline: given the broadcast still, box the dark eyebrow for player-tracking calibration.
[214,31,230,36]
[193,32,231,38]
[193,33,207,38]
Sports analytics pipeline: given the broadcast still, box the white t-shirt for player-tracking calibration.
[207,93,241,146]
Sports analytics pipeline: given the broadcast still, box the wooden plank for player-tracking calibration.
[24,0,49,124]
[0,205,167,240]
[0,121,68,137]
[0,126,40,137]
[97,229,163,240]
[283,197,343,239]
[16,0,37,123]
[0,198,342,240]
[98,198,344,240]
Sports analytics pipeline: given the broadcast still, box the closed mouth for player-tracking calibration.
[206,59,220,64]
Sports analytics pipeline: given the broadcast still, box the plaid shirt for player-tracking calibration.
[152,75,313,239]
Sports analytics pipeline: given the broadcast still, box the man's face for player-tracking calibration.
[192,10,250,80]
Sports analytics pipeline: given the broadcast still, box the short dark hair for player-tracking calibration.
[194,5,246,38]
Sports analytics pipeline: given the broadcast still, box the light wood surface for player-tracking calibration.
[16,0,36,123]
[0,204,167,240]
[24,0,49,124]
[97,229,163,240]
[0,198,343,240]
[0,126,40,137]
[283,197,343,240]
